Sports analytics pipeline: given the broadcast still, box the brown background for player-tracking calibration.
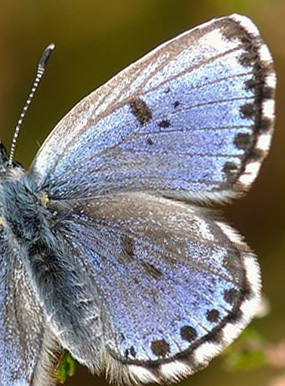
[0,1,284,386]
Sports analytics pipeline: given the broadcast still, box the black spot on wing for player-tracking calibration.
[234,132,252,150]
[158,119,170,128]
[180,325,197,342]
[151,339,170,357]
[240,103,255,119]
[239,48,260,67]
[246,78,274,101]
[206,309,220,323]
[235,135,265,168]
[146,138,153,145]
[244,78,259,91]
[224,288,239,304]
[129,97,152,125]
[174,101,180,108]
[223,162,239,184]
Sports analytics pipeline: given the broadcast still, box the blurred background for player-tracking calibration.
[0,1,284,386]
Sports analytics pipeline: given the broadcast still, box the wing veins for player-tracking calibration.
[133,44,247,96]
[43,41,253,182]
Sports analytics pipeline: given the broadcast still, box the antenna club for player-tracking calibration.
[39,43,56,70]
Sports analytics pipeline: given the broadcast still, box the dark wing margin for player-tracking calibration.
[30,14,276,204]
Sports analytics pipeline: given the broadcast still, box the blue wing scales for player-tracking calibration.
[30,14,275,203]
[37,192,260,383]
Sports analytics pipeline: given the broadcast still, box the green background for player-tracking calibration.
[0,1,284,386]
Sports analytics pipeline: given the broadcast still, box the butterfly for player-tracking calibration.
[0,13,276,386]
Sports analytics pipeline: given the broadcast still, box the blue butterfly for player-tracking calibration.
[0,13,276,385]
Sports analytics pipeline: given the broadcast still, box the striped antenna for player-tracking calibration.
[8,43,55,166]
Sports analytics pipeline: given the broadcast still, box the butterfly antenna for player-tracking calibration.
[8,43,55,166]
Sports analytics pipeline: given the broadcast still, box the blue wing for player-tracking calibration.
[33,192,260,384]
[30,14,275,203]
[0,241,61,385]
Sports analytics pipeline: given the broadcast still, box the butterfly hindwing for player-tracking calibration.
[31,14,275,203]
[37,192,260,384]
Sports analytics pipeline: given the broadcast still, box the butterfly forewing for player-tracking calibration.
[31,14,275,203]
